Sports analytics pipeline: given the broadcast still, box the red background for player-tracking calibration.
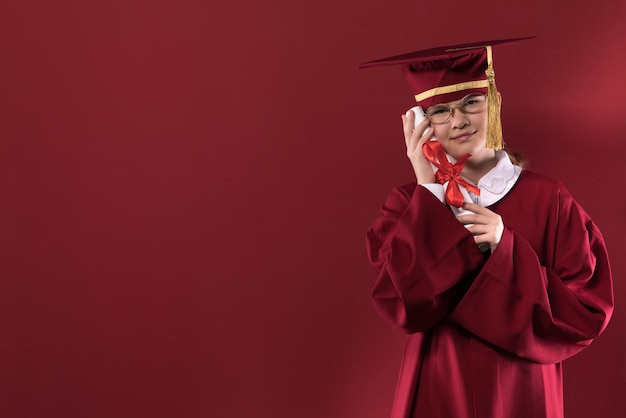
[1,1,624,417]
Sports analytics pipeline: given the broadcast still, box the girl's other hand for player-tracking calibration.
[456,202,504,253]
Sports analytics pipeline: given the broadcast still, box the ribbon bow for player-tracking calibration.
[422,141,480,208]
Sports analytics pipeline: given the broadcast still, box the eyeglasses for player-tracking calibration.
[425,94,488,125]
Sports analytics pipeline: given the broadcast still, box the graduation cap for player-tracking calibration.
[359,37,534,150]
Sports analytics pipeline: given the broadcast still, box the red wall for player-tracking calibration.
[1,1,624,417]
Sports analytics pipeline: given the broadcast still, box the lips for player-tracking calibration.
[451,131,476,141]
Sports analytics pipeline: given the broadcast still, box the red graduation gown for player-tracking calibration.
[366,170,614,418]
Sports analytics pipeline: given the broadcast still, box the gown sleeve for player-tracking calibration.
[366,183,487,333]
[449,182,614,363]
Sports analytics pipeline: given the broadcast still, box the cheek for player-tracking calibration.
[471,113,488,128]
[432,125,448,139]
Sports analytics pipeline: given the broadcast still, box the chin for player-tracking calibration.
[443,142,477,158]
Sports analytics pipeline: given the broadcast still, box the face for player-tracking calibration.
[428,94,498,163]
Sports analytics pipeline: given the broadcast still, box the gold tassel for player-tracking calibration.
[485,46,503,150]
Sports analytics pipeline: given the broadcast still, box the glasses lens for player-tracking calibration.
[425,94,487,124]
[461,94,487,113]
[426,105,451,124]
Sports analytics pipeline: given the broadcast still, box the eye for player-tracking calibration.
[463,95,484,105]
[462,94,486,112]
[428,106,449,115]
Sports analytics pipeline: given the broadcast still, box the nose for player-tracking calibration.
[450,107,469,128]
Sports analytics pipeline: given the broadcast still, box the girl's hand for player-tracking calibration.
[456,202,504,253]
[402,111,436,184]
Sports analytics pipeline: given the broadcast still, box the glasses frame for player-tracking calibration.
[425,93,488,125]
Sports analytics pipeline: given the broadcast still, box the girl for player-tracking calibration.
[361,38,614,418]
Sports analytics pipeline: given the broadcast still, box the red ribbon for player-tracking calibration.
[422,141,481,208]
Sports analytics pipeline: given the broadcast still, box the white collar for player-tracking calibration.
[462,150,522,207]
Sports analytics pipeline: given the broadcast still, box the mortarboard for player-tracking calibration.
[359,37,534,150]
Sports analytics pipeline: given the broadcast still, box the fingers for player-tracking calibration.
[456,210,502,229]
[463,223,491,236]
[402,111,437,184]
[457,206,504,251]
[403,111,433,153]
[402,111,414,146]
[461,201,487,214]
